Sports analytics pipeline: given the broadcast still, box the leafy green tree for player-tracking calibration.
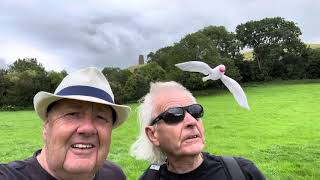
[148,32,221,71]
[5,58,49,107]
[220,58,242,82]
[5,70,41,106]
[116,62,167,102]
[134,62,166,82]
[102,67,120,76]
[123,73,148,102]
[102,67,132,86]
[235,60,256,82]
[0,69,9,106]
[148,46,176,70]
[236,17,305,77]
[305,48,320,79]
[200,26,242,60]
[280,54,306,79]
[9,58,46,74]
[181,73,206,90]
[178,32,220,64]
[47,70,67,93]
[102,67,133,103]
[109,81,126,104]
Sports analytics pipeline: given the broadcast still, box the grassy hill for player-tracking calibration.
[242,43,320,60]
[127,64,146,72]
[307,43,320,49]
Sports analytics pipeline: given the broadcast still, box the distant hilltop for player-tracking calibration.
[127,54,146,72]
[243,43,320,60]
[308,43,320,49]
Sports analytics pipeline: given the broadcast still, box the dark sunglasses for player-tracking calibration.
[150,104,204,125]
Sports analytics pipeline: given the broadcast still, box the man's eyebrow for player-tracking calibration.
[94,105,110,113]
[62,104,83,110]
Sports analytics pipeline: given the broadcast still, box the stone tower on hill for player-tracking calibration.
[138,55,144,65]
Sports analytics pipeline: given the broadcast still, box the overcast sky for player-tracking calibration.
[1,0,319,72]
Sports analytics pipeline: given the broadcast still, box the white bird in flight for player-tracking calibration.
[175,61,250,110]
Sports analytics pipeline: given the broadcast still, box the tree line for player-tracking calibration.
[1,17,320,110]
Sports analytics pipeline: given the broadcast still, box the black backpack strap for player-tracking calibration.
[221,157,246,180]
[139,164,161,180]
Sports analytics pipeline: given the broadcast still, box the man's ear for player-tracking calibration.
[42,121,49,141]
[145,126,160,146]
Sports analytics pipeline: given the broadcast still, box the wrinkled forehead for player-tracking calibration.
[152,88,195,113]
[49,99,112,113]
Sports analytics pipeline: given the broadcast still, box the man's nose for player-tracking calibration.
[76,115,98,136]
[183,112,198,128]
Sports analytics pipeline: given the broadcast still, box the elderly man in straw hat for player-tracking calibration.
[0,67,131,180]
[130,81,265,180]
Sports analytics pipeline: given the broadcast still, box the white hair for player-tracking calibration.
[130,81,197,164]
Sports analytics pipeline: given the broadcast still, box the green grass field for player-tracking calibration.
[1,80,320,179]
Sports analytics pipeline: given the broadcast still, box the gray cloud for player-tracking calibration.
[0,0,319,72]
[0,58,8,69]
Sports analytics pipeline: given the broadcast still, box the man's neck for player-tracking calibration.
[36,148,95,180]
[166,153,203,174]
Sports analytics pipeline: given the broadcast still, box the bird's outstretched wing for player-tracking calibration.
[175,61,212,75]
[221,75,250,110]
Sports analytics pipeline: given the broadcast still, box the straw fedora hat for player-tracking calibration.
[33,67,131,128]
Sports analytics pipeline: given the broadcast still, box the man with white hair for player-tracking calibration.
[0,67,131,180]
[130,81,265,180]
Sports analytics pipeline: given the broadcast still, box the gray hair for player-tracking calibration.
[130,81,197,164]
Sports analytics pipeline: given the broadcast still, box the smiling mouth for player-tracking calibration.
[186,134,200,140]
[71,143,95,149]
